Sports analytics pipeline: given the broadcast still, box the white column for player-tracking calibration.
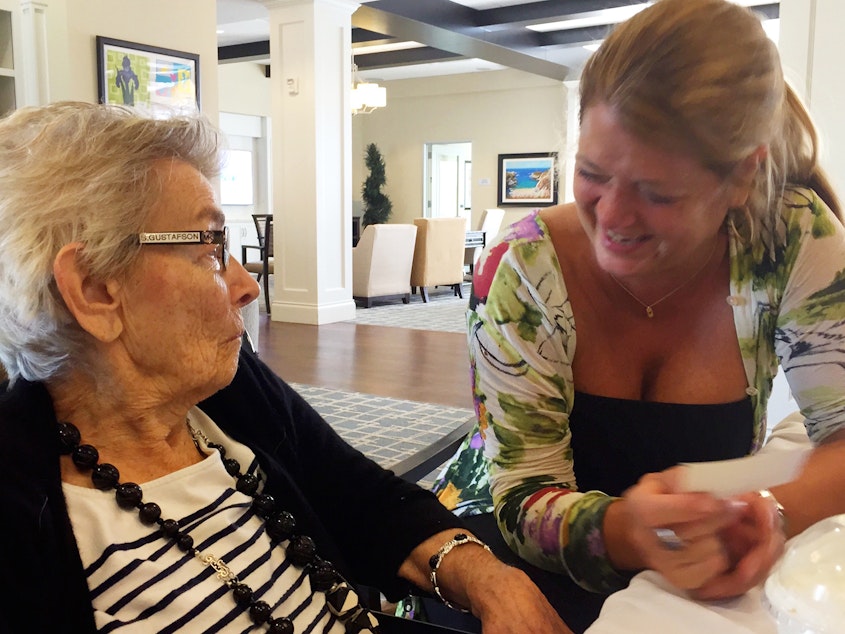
[260,0,358,324]
[779,0,845,194]
[562,79,580,203]
[19,0,49,106]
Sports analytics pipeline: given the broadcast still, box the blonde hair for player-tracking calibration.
[0,101,222,382]
[579,0,840,237]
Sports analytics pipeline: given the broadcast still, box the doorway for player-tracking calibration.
[425,142,472,223]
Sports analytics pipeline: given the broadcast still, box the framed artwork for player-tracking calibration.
[497,152,558,206]
[96,36,200,116]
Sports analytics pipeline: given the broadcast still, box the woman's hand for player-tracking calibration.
[466,560,574,634]
[609,468,744,591]
[690,490,785,600]
[399,530,573,633]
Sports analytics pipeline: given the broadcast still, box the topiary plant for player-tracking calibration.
[361,143,393,227]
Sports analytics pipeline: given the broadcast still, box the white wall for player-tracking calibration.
[779,0,845,196]
[44,0,219,124]
[218,61,271,116]
[217,65,567,228]
[353,69,566,227]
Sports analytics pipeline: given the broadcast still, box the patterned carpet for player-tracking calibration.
[290,382,473,488]
[258,279,470,334]
[350,284,470,333]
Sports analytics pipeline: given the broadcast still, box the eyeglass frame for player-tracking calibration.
[137,228,230,271]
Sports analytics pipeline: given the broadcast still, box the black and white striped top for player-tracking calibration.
[63,408,346,633]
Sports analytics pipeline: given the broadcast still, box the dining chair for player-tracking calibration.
[410,218,467,303]
[241,214,274,312]
[463,209,505,276]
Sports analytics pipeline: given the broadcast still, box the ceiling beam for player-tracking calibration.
[219,40,269,63]
[355,47,463,71]
[352,4,569,81]
[477,0,641,27]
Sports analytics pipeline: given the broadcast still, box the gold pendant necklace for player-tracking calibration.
[608,238,720,319]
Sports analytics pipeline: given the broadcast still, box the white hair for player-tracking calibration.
[0,101,222,383]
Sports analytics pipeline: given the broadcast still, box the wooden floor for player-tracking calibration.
[256,315,474,410]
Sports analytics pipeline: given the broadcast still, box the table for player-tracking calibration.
[465,230,486,276]
[585,571,777,633]
[464,230,485,249]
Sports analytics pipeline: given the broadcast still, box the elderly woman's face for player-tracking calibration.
[118,159,259,402]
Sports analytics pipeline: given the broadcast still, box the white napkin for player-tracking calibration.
[585,571,777,634]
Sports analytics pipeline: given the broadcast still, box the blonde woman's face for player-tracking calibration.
[573,102,735,283]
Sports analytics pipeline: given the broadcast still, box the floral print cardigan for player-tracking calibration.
[432,187,845,592]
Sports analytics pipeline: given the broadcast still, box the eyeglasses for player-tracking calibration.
[138,228,229,271]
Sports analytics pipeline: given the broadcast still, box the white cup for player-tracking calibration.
[764,513,845,633]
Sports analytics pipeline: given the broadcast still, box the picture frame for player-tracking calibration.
[497,152,558,207]
[96,36,200,116]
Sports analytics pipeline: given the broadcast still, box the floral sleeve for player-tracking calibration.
[766,189,845,442]
[468,213,630,592]
[450,188,845,594]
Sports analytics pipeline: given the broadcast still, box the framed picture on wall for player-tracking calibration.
[96,36,200,116]
[497,152,558,206]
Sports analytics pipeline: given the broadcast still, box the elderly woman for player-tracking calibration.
[0,102,567,634]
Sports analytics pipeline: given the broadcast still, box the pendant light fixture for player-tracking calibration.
[350,58,386,115]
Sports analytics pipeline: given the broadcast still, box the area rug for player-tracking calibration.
[349,284,470,333]
[289,382,473,487]
[258,279,470,335]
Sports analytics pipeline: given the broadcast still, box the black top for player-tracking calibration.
[569,390,755,497]
[0,347,464,633]
[457,392,757,634]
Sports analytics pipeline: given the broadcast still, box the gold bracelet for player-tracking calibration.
[759,488,787,534]
[428,533,491,612]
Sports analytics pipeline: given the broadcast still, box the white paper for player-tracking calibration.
[676,449,810,498]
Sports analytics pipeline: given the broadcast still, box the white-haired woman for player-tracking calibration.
[0,102,567,634]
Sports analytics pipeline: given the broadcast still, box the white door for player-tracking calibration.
[426,142,472,222]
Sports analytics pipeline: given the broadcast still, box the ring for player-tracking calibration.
[654,527,686,551]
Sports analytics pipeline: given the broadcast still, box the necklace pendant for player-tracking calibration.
[646,306,654,318]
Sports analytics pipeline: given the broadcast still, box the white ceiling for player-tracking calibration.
[215,0,597,80]
[216,0,778,82]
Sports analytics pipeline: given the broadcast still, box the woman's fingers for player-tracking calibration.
[691,493,785,600]
[623,469,752,591]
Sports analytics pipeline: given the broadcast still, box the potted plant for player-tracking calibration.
[361,143,393,227]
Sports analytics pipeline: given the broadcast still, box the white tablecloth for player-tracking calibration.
[585,571,777,634]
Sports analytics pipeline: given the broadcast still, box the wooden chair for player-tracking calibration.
[241,214,274,312]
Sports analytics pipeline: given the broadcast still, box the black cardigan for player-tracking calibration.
[0,348,463,633]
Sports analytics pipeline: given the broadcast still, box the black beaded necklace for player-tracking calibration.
[57,420,380,634]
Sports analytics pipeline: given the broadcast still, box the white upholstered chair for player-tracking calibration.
[410,217,467,303]
[352,223,418,307]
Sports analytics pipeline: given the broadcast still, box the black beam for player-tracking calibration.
[218,41,269,62]
[478,0,642,28]
[355,47,463,71]
[352,4,569,80]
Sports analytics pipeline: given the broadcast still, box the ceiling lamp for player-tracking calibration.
[351,62,386,115]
